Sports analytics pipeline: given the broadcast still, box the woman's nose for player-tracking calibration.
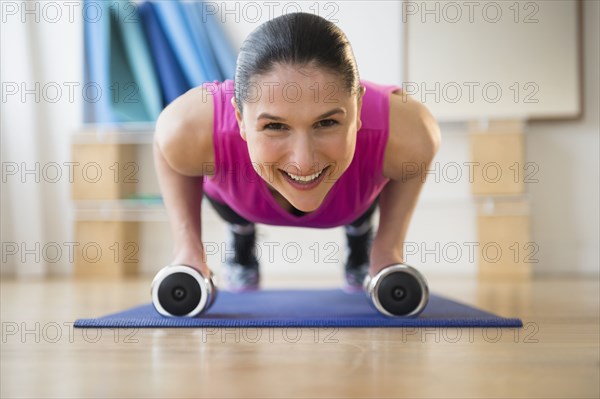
[286,136,317,175]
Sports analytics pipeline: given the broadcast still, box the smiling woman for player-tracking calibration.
[153,12,440,296]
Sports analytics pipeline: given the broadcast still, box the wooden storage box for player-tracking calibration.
[74,220,140,278]
[71,142,138,200]
[469,120,525,196]
[476,198,533,280]
[70,127,157,278]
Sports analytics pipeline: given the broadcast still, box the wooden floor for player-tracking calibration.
[1,274,598,398]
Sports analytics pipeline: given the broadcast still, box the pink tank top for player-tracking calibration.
[202,79,401,228]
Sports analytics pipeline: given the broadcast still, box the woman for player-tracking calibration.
[153,12,440,293]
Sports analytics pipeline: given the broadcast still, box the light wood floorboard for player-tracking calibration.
[1,275,598,398]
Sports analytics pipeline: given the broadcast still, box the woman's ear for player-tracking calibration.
[356,85,366,131]
[231,97,247,141]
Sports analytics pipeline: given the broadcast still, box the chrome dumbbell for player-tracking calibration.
[151,264,217,317]
[363,263,429,317]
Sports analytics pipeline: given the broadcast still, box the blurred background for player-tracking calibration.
[1,0,598,283]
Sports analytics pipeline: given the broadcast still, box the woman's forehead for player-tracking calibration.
[249,64,350,98]
[242,82,355,120]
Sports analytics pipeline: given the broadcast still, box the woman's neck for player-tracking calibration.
[269,188,308,216]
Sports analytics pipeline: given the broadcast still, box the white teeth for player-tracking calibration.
[285,168,326,183]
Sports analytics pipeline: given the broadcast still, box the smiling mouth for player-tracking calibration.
[280,166,330,184]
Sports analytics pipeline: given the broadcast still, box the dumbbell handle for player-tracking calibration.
[363,263,429,317]
[151,264,217,317]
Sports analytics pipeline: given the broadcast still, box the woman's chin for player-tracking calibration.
[295,203,320,213]
[287,195,326,213]
[276,172,337,212]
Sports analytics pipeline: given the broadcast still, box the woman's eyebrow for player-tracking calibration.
[257,107,346,121]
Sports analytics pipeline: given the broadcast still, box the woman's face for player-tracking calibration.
[232,63,365,212]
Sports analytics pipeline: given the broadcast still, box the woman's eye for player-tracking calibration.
[317,119,338,128]
[264,120,338,130]
[264,123,286,130]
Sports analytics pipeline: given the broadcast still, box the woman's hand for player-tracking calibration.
[368,240,405,277]
[170,243,212,278]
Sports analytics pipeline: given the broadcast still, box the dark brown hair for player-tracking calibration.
[234,12,361,115]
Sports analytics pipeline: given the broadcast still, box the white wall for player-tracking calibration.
[525,0,599,275]
[410,0,599,276]
[1,0,83,276]
[218,1,403,85]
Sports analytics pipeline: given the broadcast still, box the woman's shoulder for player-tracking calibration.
[154,85,215,176]
[359,79,402,130]
[383,89,441,180]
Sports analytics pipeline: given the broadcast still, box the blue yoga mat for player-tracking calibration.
[74,289,522,328]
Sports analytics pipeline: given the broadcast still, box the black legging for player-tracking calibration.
[204,193,379,229]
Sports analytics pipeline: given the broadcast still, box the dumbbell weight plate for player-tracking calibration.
[151,264,217,317]
[364,264,429,317]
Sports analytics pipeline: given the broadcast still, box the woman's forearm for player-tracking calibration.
[153,139,205,262]
[370,175,426,274]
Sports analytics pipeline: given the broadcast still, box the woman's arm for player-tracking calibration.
[370,169,430,274]
[153,87,214,276]
[153,139,207,274]
[369,93,441,275]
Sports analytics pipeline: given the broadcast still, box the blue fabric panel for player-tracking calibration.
[83,0,116,123]
[185,1,237,80]
[112,0,163,119]
[108,2,151,122]
[138,1,191,105]
[152,1,209,86]
[180,1,222,81]
[196,1,237,79]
